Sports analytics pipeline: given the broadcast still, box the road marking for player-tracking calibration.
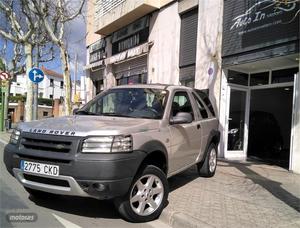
[0,138,8,145]
[52,213,82,228]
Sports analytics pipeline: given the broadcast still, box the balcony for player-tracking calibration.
[94,0,173,35]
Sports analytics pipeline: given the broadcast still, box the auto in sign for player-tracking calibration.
[28,68,44,83]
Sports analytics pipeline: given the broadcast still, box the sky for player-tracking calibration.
[0,1,87,81]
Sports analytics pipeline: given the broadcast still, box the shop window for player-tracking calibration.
[227,70,248,86]
[117,74,146,85]
[250,72,269,86]
[271,68,298,84]
[118,78,128,85]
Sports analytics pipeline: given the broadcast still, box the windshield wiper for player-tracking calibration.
[101,113,137,118]
[75,110,96,115]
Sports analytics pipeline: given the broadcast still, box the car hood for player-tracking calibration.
[18,115,160,137]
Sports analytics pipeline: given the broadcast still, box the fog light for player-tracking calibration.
[92,183,106,192]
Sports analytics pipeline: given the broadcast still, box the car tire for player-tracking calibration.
[114,165,169,223]
[24,187,56,199]
[197,143,217,177]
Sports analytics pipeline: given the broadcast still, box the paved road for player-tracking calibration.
[0,142,170,228]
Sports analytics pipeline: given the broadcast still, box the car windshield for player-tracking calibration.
[77,88,168,119]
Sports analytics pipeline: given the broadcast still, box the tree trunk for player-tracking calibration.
[24,43,33,122]
[3,79,10,123]
[59,44,72,116]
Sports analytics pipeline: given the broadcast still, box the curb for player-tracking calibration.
[160,209,213,228]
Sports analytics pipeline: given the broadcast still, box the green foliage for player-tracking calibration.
[38,98,53,106]
[0,58,6,71]
[8,95,26,103]
[8,95,53,106]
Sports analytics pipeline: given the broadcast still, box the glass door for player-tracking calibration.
[225,87,249,158]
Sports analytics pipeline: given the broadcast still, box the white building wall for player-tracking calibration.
[10,73,64,99]
[147,2,181,85]
[195,0,223,115]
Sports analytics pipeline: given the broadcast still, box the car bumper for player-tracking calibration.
[4,143,146,199]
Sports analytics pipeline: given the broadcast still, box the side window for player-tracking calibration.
[192,93,208,119]
[171,91,194,120]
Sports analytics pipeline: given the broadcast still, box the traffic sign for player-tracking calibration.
[29,68,44,84]
[0,71,10,80]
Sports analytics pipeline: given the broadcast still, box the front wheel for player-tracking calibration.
[197,143,217,177]
[114,165,168,223]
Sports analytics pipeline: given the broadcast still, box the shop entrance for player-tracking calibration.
[224,64,298,169]
[248,86,293,168]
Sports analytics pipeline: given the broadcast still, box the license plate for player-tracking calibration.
[20,160,59,177]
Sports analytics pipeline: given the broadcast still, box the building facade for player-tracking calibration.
[10,66,65,100]
[85,0,299,173]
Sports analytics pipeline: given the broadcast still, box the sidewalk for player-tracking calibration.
[0,131,11,144]
[160,160,300,228]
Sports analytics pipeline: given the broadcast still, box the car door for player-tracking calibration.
[192,91,216,163]
[168,90,202,173]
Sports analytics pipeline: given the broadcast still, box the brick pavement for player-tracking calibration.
[161,160,300,228]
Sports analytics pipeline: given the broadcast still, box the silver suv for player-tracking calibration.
[4,84,220,222]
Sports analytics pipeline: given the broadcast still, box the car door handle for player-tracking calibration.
[197,124,201,129]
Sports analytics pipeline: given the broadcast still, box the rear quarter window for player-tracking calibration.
[194,90,216,117]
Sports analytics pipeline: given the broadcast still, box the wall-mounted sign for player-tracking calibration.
[89,38,106,64]
[223,0,299,57]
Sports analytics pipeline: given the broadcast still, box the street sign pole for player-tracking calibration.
[28,67,44,121]
[0,86,4,131]
[33,46,39,121]
[33,83,38,120]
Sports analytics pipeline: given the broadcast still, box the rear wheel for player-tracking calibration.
[114,165,168,223]
[197,143,217,177]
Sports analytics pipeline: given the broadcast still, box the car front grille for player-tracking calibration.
[20,135,73,153]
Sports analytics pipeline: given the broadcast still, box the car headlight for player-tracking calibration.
[10,129,21,145]
[81,135,132,153]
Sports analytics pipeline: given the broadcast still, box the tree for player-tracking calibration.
[0,0,55,121]
[0,41,24,126]
[31,0,85,116]
[0,0,37,121]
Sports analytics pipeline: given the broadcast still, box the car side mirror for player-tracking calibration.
[73,108,79,115]
[170,112,193,125]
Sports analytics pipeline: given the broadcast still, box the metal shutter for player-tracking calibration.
[179,8,198,67]
[90,68,104,81]
[179,65,195,81]
[114,55,148,79]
